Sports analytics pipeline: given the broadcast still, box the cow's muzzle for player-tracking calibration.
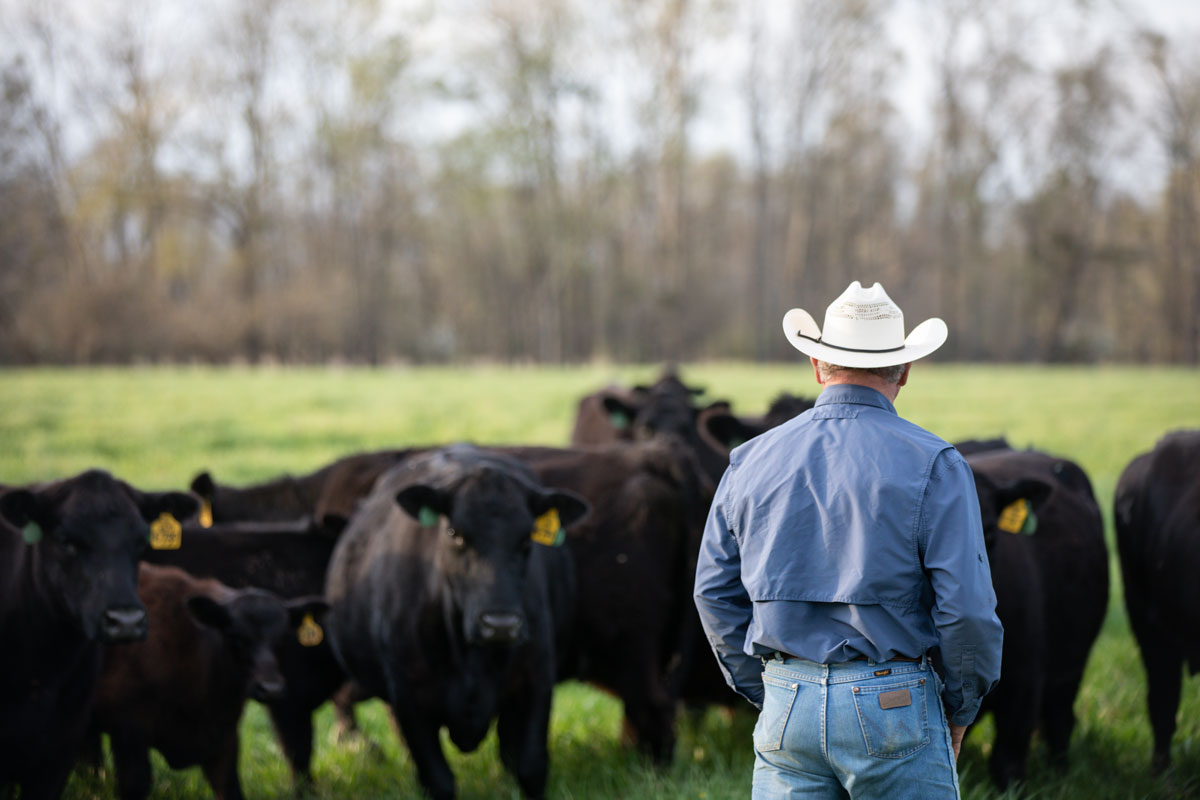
[101,606,148,642]
[477,611,523,643]
[251,677,287,702]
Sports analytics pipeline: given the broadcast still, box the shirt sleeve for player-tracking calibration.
[920,449,1004,726]
[693,467,764,709]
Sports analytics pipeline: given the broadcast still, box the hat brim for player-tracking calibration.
[781,310,948,368]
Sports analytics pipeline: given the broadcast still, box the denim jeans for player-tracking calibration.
[751,654,960,799]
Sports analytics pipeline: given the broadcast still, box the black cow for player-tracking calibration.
[89,563,327,800]
[193,440,713,764]
[570,370,731,482]
[696,392,816,457]
[190,449,413,524]
[501,440,712,761]
[1115,429,1200,773]
[325,446,588,800]
[0,470,196,800]
[967,448,1109,788]
[142,517,344,781]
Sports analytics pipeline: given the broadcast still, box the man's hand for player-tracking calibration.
[948,723,967,761]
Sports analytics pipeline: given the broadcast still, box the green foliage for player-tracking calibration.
[3,363,1199,798]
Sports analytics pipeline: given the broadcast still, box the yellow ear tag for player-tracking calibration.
[297,613,324,647]
[997,499,1029,535]
[199,499,213,529]
[149,512,183,550]
[531,508,564,547]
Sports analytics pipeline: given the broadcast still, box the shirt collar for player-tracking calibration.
[814,383,897,415]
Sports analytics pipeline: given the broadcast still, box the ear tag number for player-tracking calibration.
[418,506,439,528]
[997,499,1036,535]
[297,613,324,647]
[609,410,631,430]
[22,521,43,545]
[199,499,213,529]
[531,508,565,547]
[149,512,183,550]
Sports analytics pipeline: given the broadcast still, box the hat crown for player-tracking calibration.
[821,281,905,352]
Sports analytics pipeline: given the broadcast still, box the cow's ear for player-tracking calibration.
[190,472,216,501]
[394,485,449,525]
[995,477,1054,513]
[285,596,331,627]
[135,491,201,525]
[316,512,348,538]
[700,409,760,455]
[533,489,589,530]
[186,595,233,631]
[0,489,40,529]
[601,396,638,431]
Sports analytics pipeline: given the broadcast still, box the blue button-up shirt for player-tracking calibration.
[693,383,1003,725]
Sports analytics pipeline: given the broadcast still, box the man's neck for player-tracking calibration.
[821,375,901,403]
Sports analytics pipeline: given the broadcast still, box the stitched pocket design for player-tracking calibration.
[852,677,930,758]
[753,672,800,753]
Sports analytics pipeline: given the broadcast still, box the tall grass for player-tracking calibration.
[2,363,1199,799]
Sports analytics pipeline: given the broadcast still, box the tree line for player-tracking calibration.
[1,0,1198,365]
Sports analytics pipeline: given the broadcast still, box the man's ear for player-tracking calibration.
[897,363,912,388]
[810,357,825,386]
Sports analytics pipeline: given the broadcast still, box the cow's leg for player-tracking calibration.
[201,732,244,800]
[266,700,314,782]
[333,681,371,743]
[107,730,153,800]
[13,761,74,800]
[390,702,455,800]
[619,659,676,764]
[497,684,551,800]
[988,679,1040,790]
[1040,669,1085,769]
[1142,641,1184,773]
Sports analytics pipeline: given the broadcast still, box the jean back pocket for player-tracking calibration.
[851,677,930,758]
[754,672,800,753]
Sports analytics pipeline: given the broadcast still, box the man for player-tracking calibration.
[694,281,1002,799]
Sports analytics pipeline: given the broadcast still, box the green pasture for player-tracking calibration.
[3,363,1199,799]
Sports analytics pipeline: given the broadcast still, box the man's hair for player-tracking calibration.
[816,360,908,385]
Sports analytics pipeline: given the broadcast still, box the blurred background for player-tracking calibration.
[1,0,1198,366]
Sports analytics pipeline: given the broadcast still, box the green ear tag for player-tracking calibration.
[609,410,631,430]
[22,521,43,545]
[553,527,566,547]
[1020,505,1038,536]
[418,506,439,527]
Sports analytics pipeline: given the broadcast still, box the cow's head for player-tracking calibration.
[395,469,588,646]
[972,471,1054,550]
[698,393,814,457]
[1,471,197,642]
[186,589,329,702]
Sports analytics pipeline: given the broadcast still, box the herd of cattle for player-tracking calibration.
[0,370,1197,800]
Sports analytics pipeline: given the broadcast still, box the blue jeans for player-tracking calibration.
[751,654,960,799]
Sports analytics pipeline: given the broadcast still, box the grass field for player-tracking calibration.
[3,362,1199,799]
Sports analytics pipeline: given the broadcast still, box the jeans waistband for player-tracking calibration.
[763,652,930,685]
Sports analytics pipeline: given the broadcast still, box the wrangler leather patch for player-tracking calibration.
[878,689,912,710]
[874,669,892,677]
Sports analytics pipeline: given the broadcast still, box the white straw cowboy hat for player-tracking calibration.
[781,281,948,368]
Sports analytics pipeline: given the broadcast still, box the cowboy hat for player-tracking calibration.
[781,281,947,368]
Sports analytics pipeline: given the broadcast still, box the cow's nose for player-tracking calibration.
[252,677,286,701]
[101,607,148,642]
[478,612,523,643]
